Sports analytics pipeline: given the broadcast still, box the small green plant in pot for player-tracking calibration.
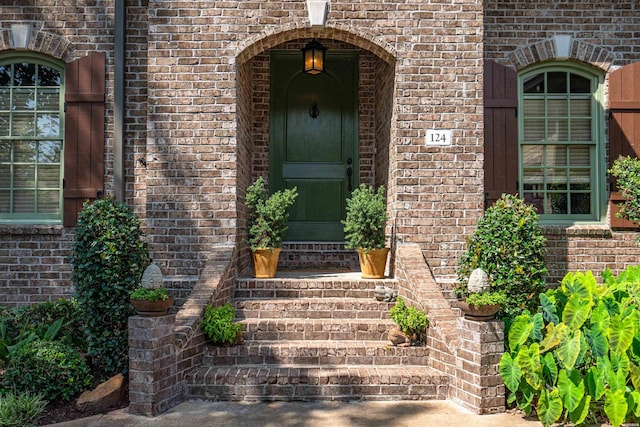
[388,297,429,346]
[202,303,243,346]
[342,184,389,278]
[245,177,298,278]
[130,263,173,317]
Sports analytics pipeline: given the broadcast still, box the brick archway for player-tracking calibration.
[0,29,76,62]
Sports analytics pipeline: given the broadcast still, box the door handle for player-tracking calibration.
[346,157,353,191]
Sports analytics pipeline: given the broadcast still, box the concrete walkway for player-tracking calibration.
[46,400,541,427]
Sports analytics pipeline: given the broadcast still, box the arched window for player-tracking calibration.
[519,64,605,222]
[0,55,64,223]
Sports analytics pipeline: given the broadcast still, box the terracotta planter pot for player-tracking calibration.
[457,300,500,321]
[252,248,282,278]
[357,248,390,279]
[130,296,174,317]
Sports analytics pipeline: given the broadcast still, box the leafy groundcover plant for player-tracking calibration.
[202,303,243,345]
[500,266,640,427]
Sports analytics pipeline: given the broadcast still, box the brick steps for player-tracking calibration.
[235,276,396,299]
[202,340,429,366]
[185,271,449,402]
[185,365,449,401]
[241,318,393,341]
[278,242,360,270]
[235,297,396,319]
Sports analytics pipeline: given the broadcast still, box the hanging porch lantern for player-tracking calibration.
[302,39,326,75]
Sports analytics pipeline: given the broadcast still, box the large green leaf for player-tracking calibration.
[591,301,611,330]
[569,394,591,426]
[516,343,543,390]
[608,315,635,355]
[585,325,608,359]
[509,314,533,351]
[604,389,628,427]
[557,369,585,412]
[542,352,558,386]
[540,322,569,353]
[563,293,593,330]
[586,366,605,400]
[630,390,640,417]
[562,271,595,302]
[556,330,582,371]
[541,293,560,324]
[538,388,563,427]
[530,312,545,342]
[630,363,640,391]
[499,352,522,393]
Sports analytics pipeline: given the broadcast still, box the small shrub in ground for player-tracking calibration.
[0,391,47,427]
[389,297,429,336]
[6,299,86,353]
[610,155,640,239]
[455,194,547,318]
[500,266,640,427]
[72,197,151,379]
[4,340,92,402]
[202,303,243,345]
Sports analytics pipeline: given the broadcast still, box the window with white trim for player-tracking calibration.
[0,57,64,223]
[519,65,604,222]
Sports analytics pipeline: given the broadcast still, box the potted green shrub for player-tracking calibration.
[388,297,429,346]
[245,177,298,278]
[129,263,173,317]
[201,303,243,346]
[342,184,389,278]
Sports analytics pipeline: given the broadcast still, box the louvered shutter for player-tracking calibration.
[484,60,518,208]
[608,62,640,229]
[63,52,105,227]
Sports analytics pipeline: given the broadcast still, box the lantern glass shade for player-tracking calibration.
[302,40,326,75]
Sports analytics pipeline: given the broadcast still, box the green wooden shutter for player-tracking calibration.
[608,62,640,229]
[63,52,105,227]
[484,60,518,208]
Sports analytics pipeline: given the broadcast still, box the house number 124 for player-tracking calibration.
[426,129,452,146]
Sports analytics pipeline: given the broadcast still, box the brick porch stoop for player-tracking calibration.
[129,244,505,416]
[184,271,449,401]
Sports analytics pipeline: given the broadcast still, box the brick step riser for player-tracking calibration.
[235,300,394,320]
[187,383,448,402]
[202,353,428,366]
[235,289,386,299]
[241,329,391,342]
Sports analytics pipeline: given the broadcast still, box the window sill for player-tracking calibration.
[540,224,612,239]
[0,224,66,236]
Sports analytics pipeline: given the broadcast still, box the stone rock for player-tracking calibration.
[75,373,124,413]
[467,268,491,294]
[140,263,163,289]
[388,326,415,347]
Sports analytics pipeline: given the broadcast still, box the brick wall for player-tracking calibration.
[4,1,640,305]
[483,0,640,285]
[0,0,147,305]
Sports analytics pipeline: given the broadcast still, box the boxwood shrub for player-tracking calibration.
[4,340,92,402]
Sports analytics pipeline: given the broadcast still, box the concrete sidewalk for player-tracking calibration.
[46,400,541,427]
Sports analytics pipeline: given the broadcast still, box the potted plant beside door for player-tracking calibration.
[342,184,389,278]
[246,177,298,278]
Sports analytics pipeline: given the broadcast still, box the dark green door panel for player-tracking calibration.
[270,51,358,241]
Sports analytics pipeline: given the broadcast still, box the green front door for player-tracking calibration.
[270,51,358,241]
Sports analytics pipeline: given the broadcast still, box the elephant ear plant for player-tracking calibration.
[500,266,640,427]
